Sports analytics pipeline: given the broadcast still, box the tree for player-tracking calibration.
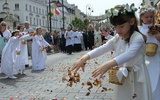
[70,17,89,30]
[47,12,53,16]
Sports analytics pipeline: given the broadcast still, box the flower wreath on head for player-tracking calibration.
[139,5,155,15]
[105,3,137,18]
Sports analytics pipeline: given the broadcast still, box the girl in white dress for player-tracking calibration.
[138,5,160,100]
[14,26,32,74]
[1,30,31,79]
[15,26,30,74]
[31,27,53,71]
[72,4,153,100]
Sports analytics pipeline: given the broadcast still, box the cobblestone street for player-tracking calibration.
[0,51,114,100]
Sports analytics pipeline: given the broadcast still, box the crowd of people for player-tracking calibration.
[0,21,54,79]
[56,25,114,55]
[0,20,115,79]
[0,2,160,100]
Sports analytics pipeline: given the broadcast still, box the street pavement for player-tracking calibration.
[0,51,114,100]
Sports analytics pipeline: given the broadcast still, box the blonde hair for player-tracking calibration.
[0,21,6,26]
[139,5,155,25]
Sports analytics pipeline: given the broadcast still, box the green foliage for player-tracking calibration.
[62,16,66,20]
[70,17,89,30]
[47,12,53,16]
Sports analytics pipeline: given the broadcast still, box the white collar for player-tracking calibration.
[141,23,153,29]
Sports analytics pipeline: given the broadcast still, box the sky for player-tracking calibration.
[67,0,143,16]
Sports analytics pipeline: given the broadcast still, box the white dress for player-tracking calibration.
[1,35,30,77]
[14,34,31,72]
[94,31,102,47]
[20,32,29,65]
[31,35,50,70]
[87,31,153,100]
[139,23,160,100]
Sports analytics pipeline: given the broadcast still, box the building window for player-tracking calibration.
[26,4,28,11]
[45,10,47,15]
[37,18,38,25]
[45,0,47,3]
[30,17,32,25]
[15,4,19,10]
[43,20,44,26]
[29,5,32,12]
[52,21,54,28]
[39,19,41,26]
[33,6,35,12]
[34,18,35,25]
[26,16,28,21]
[36,7,38,13]
[42,9,44,15]
[39,8,41,14]
[45,20,47,27]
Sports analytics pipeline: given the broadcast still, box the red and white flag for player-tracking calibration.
[55,8,61,15]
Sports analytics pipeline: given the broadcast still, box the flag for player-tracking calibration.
[51,8,55,14]
[55,8,61,15]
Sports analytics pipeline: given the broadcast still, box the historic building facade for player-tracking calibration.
[0,0,85,31]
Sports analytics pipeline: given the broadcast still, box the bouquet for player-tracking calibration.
[148,25,160,35]
[21,40,27,44]
[16,50,21,55]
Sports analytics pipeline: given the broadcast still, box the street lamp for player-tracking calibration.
[61,0,65,29]
[48,0,52,33]
[48,0,61,32]
[86,4,91,19]
[49,0,65,32]
[86,4,94,20]
[90,7,94,16]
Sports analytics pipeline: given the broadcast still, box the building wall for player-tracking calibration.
[0,0,50,30]
[0,0,86,31]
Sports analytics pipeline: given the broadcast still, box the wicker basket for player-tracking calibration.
[145,43,158,57]
[108,67,126,85]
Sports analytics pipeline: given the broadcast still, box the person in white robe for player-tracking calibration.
[31,27,53,71]
[14,26,30,74]
[65,26,74,54]
[138,5,160,100]
[24,21,34,57]
[73,28,82,52]
[1,30,31,79]
[94,28,102,48]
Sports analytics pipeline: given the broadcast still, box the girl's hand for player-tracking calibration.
[92,59,117,78]
[4,37,9,41]
[29,32,35,36]
[72,59,86,72]
[92,64,110,78]
[40,46,44,51]
[71,54,90,72]
[49,45,54,49]
[155,34,160,42]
